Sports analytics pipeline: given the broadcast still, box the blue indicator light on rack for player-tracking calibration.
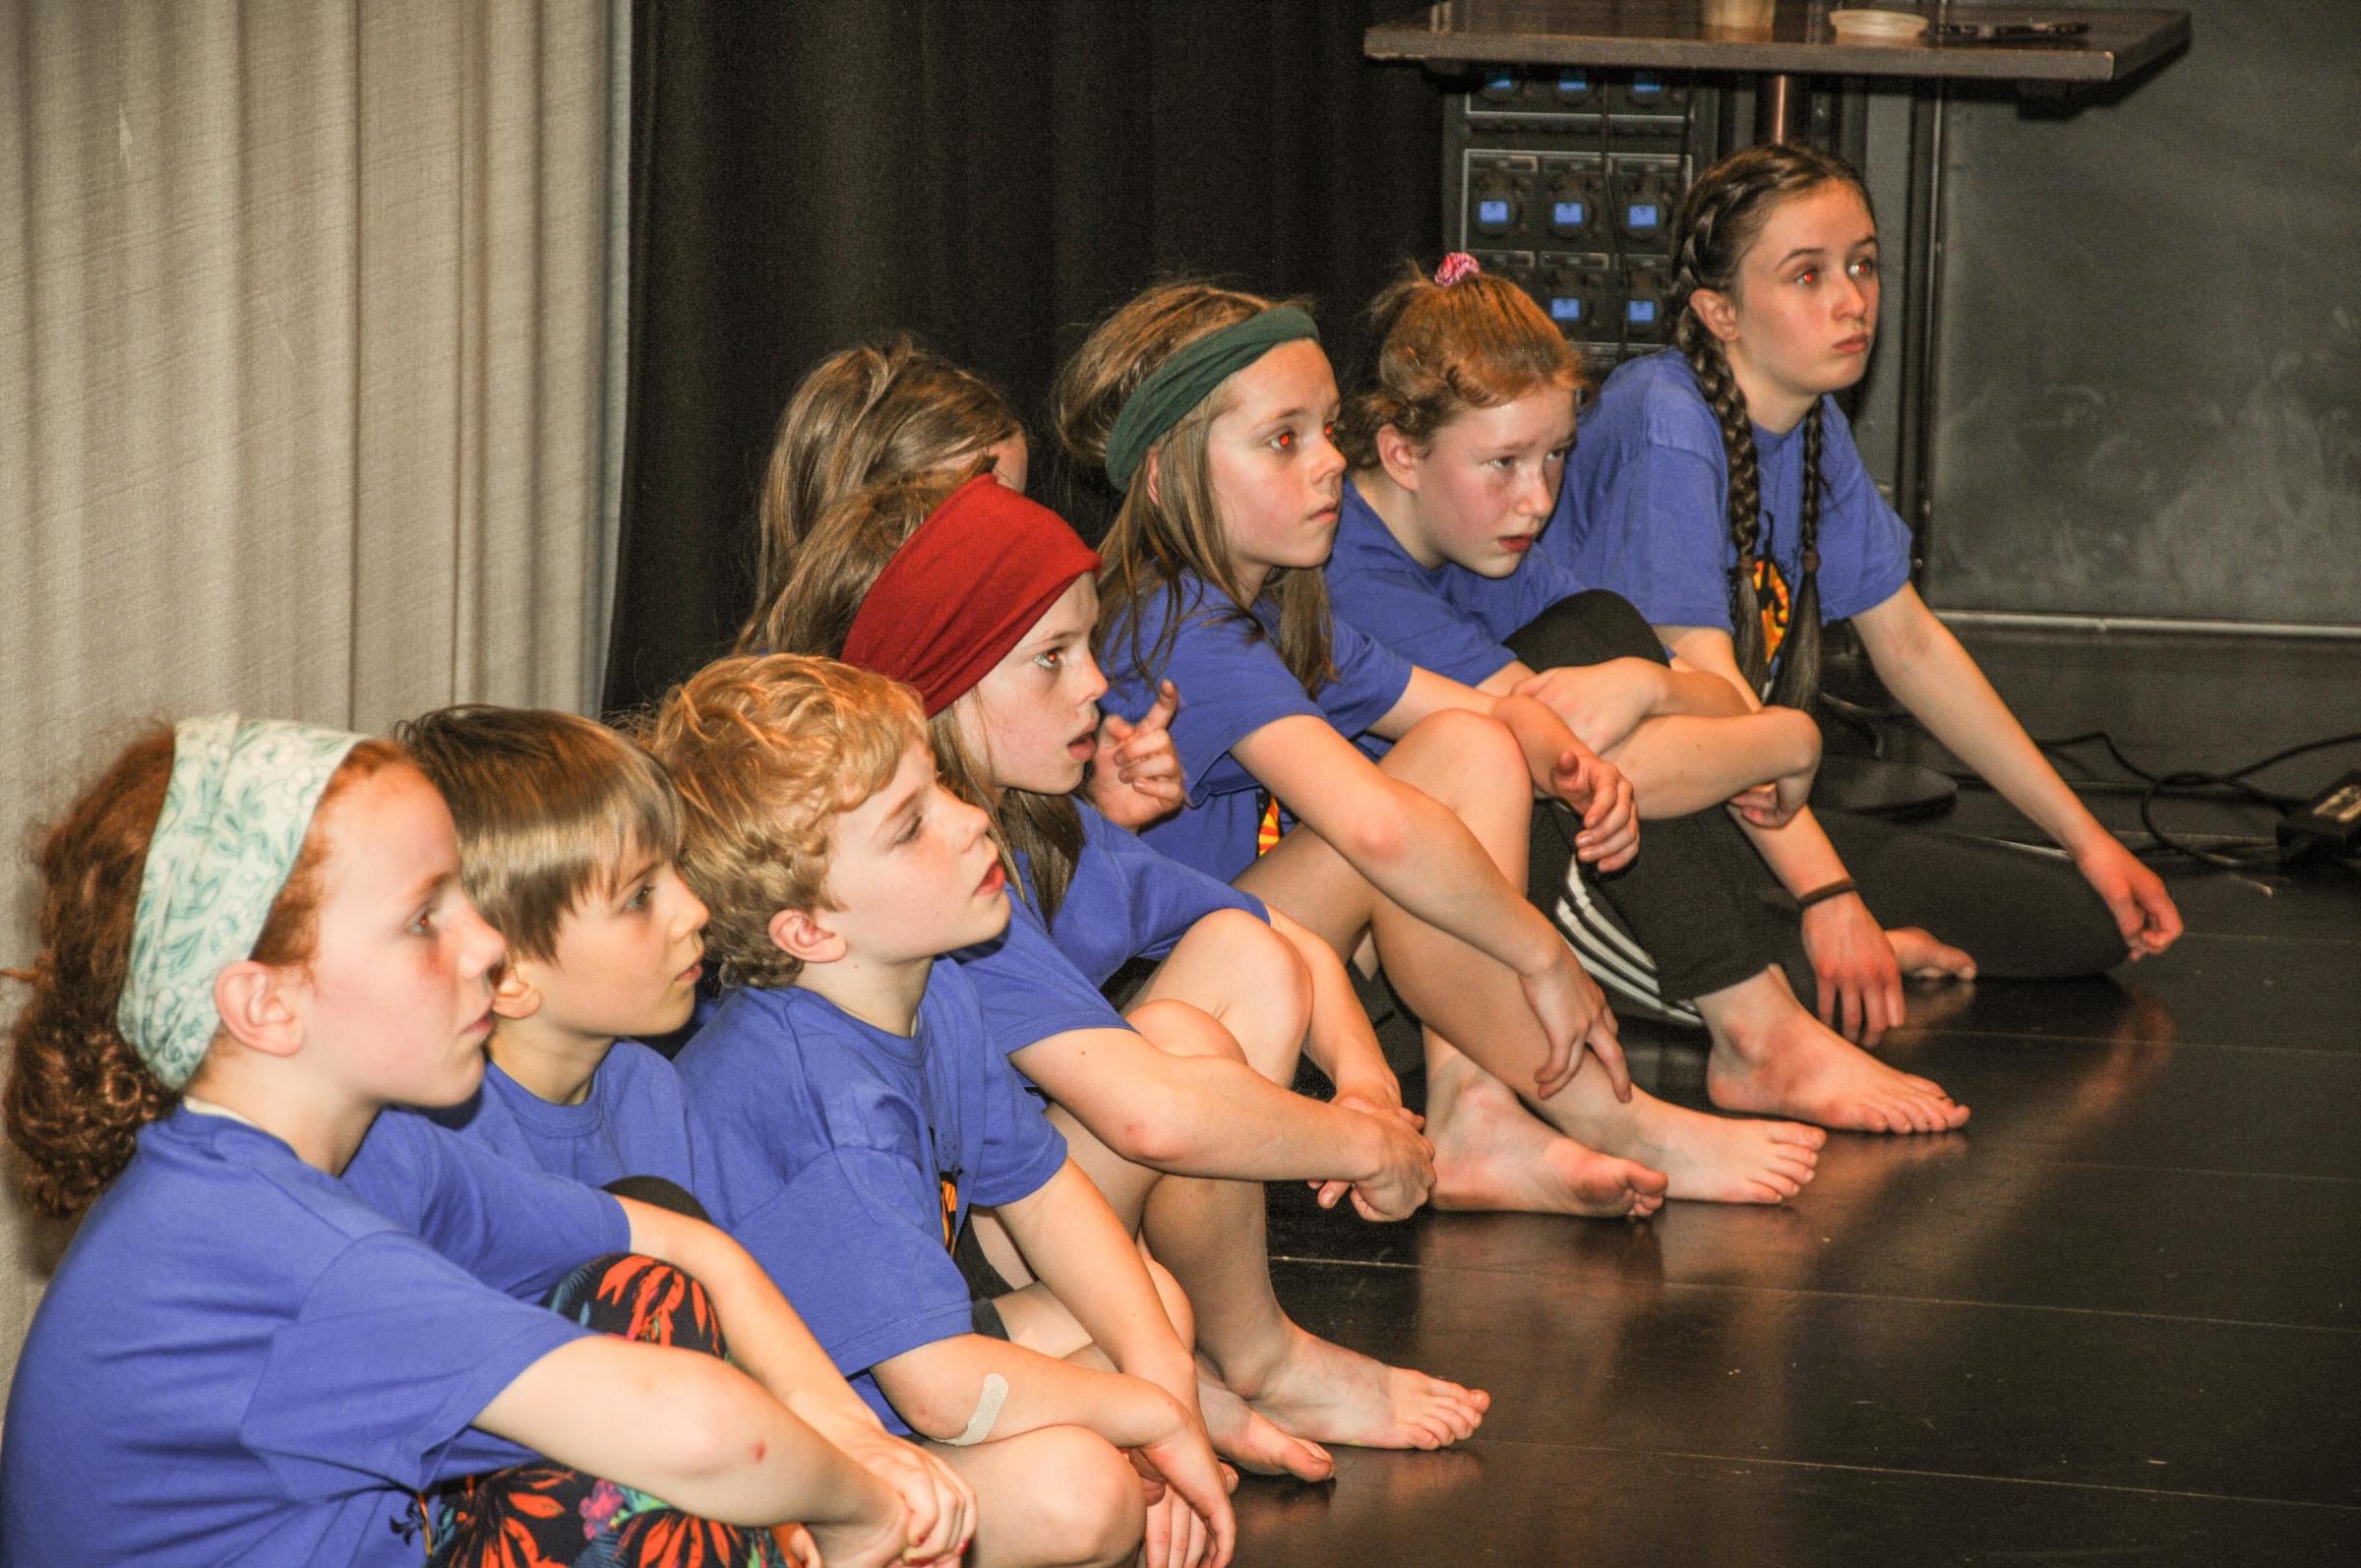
[1553,201,1586,226]
[1628,204,1660,228]
[1632,74,1665,102]
[1550,297,1584,323]
[1626,299,1659,326]
[1478,199,1511,225]
[1485,70,1515,94]
[1558,70,1589,95]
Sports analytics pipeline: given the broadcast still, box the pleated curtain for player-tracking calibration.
[0,0,627,1413]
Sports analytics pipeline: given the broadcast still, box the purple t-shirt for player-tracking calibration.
[1324,477,1587,688]
[676,967,1068,1432]
[1100,574,1415,882]
[425,1045,701,1193]
[1,1108,627,1568]
[1552,349,1912,661]
[955,801,1270,1061]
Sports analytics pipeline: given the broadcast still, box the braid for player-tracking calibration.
[1769,400,1828,710]
[1670,143,1871,698]
[1675,301,1769,690]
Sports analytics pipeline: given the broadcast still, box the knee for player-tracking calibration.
[1390,708,1528,812]
[1179,907,1314,1052]
[1025,1427,1146,1566]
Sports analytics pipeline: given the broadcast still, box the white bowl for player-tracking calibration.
[1828,9,1930,41]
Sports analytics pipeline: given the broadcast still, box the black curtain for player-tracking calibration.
[605,1,1447,716]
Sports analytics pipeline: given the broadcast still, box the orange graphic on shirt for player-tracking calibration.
[1752,553,1793,666]
[938,1174,959,1249]
[1255,793,1284,857]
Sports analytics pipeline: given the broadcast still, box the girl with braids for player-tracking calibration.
[1,719,966,1568]
[1070,279,1830,1214]
[752,458,1486,1473]
[1327,254,1969,1133]
[1557,144,2180,1034]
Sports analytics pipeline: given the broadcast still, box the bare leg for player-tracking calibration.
[1244,710,1826,1206]
[1696,967,1971,1134]
[930,1426,1145,1568]
[1120,995,1484,1458]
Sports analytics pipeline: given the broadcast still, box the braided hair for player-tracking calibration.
[1670,143,1869,709]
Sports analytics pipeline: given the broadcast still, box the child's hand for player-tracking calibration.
[803,1475,916,1568]
[1511,658,1665,753]
[1130,1413,1237,1568]
[820,1424,975,1568]
[1546,748,1639,872]
[1087,680,1185,829]
[2074,834,2183,960]
[1798,888,1905,1047]
[1315,1097,1434,1221]
[1518,945,1629,1102]
[773,1524,822,1568]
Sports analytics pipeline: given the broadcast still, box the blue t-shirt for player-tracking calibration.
[1552,349,1912,667]
[675,967,1069,1432]
[1100,575,1415,882]
[424,1045,700,1193]
[1,1108,627,1568]
[1324,477,1588,688]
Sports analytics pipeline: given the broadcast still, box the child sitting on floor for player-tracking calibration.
[649,654,1237,1568]
[396,705,714,1196]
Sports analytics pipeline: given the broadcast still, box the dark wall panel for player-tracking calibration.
[1927,0,2360,625]
[607,2,1442,714]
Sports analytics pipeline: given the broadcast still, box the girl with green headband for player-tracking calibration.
[1067,282,1826,1213]
[2,718,964,1568]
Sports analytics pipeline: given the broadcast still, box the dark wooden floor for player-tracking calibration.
[1238,627,2361,1567]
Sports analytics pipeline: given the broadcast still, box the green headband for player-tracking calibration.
[118,714,365,1091]
[1104,305,1321,492]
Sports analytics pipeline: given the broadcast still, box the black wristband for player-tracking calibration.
[1795,877,1858,913]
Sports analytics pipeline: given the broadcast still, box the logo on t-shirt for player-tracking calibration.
[1751,550,1793,667]
[938,1173,960,1249]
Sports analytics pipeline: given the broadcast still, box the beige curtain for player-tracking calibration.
[0,0,627,1412]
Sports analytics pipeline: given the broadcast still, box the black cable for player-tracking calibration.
[2030,730,2361,870]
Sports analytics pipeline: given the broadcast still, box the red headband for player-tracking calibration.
[842,473,1102,716]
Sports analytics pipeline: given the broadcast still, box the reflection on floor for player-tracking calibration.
[1237,627,2361,1566]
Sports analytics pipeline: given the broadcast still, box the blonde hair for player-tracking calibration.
[751,338,1022,630]
[1337,261,1584,470]
[1055,280,1337,696]
[396,706,683,965]
[756,472,1088,921]
[640,655,924,989]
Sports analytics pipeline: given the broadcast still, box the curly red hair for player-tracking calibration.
[5,727,404,1217]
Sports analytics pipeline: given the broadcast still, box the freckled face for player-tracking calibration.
[1203,338,1349,586]
[1397,383,1579,579]
[953,574,1108,797]
[289,764,508,1111]
[1721,180,1881,404]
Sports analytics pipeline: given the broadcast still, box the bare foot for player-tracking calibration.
[1220,1324,1490,1452]
[1573,1090,1827,1204]
[1199,1378,1334,1480]
[1427,1055,1667,1219]
[1707,1008,1970,1136]
[1888,926,1976,981]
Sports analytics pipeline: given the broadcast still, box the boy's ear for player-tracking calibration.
[212,960,305,1060]
[767,907,846,966]
[490,960,542,1022]
[1689,285,1741,345]
[1374,424,1425,490]
[1142,447,1162,509]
